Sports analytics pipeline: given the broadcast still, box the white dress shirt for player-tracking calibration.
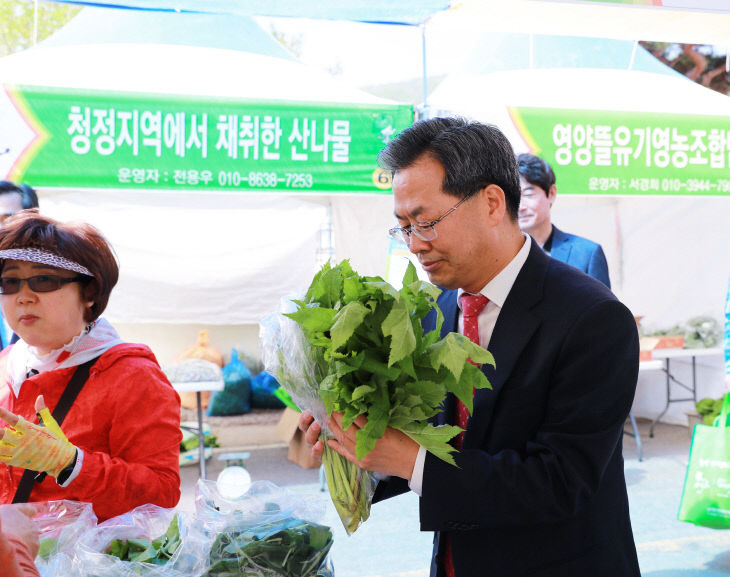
[408,234,532,495]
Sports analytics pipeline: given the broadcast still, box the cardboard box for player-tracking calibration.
[639,335,685,360]
[686,410,703,440]
[276,407,321,469]
[639,349,653,362]
[654,335,685,349]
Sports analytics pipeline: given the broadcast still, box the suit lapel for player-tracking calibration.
[548,226,572,263]
[463,241,548,449]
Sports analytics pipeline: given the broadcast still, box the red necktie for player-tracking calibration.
[444,292,489,577]
[454,293,489,449]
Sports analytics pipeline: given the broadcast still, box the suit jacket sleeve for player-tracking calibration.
[586,245,611,289]
[418,297,638,531]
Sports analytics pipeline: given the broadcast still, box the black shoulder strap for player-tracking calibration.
[12,355,101,503]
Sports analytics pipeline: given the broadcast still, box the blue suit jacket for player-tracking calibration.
[549,226,610,288]
[374,241,640,577]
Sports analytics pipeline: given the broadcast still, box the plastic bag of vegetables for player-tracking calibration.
[34,500,98,577]
[195,480,334,577]
[73,504,209,577]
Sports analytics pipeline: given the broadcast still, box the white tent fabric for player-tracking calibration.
[428,67,730,151]
[0,7,390,103]
[0,43,391,104]
[425,65,730,425]
[41,191,328,324]
[434,0,730,45]
[0,8,393,326]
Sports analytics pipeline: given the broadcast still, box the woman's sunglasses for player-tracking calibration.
[0,275,86,295]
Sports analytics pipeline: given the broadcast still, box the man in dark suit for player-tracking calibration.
[300,118,640,577]
[517,153,611,287]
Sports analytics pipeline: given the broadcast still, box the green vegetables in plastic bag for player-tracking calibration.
[206,517,333,577]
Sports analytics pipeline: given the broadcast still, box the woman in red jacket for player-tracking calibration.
[0,211,181,521]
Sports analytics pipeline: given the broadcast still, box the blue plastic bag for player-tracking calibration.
[207,349,252,416]
[251,372,285,409]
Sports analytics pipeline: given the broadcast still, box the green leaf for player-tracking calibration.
[461,361,493,393]
[285,304,336,333]
[400,422,461,467]
[165,514,180,542]
[449,375,476,414]
[402,260,419,286]
[38,538,58,561]
[395,354,418,380]
[427,333,470,381]
[343,275,362,303]
[363,280,400,301]
[462,339,496,368]
[305,262,344,308]
[352,383,377,401]
[381,297,417,366]
[406,380,447,409]
[331,301,369,351]
[406,279,441,304]
[356,407,390,461]
[359,350,402,381]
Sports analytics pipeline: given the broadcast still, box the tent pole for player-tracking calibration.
[421,23,428,118]
[628,40,638,70]
[33,0,39,45]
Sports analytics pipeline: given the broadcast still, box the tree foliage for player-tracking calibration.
[640,41,729,96]
[0,0,79,57]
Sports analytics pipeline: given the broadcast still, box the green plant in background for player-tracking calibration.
[696,397,726,425]
[684,316,721,349]
[642,324,684,338]
[640,316,721,349]
[180,428,219,452]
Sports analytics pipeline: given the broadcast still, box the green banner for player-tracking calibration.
[1,85,412,194]
[511,106,730,196]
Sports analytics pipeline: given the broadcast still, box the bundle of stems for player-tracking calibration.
[320,436,373,534]
[261,301,376,535]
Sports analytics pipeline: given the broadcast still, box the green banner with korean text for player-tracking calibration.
[1,85,413,194]
[510,106,730,196]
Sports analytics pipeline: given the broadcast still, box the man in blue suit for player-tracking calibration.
[517,153,610,288]
[300,118,640,576]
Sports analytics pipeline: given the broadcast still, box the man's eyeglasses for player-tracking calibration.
[0,275,86,295]
[389,190,477,245]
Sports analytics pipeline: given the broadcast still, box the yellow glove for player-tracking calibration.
[0,404,77,479]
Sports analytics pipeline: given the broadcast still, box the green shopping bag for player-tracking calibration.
[678,393,730,529]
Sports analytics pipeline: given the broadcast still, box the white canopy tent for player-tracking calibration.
[0,7,408,362]
[421,51,730,424]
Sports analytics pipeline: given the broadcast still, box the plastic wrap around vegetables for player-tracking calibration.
[261,260,494,534]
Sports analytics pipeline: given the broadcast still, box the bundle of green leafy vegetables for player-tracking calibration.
[696,396,727,425]
[280,260,493,533]
[103,514,181,566]
[205,517,333,577]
